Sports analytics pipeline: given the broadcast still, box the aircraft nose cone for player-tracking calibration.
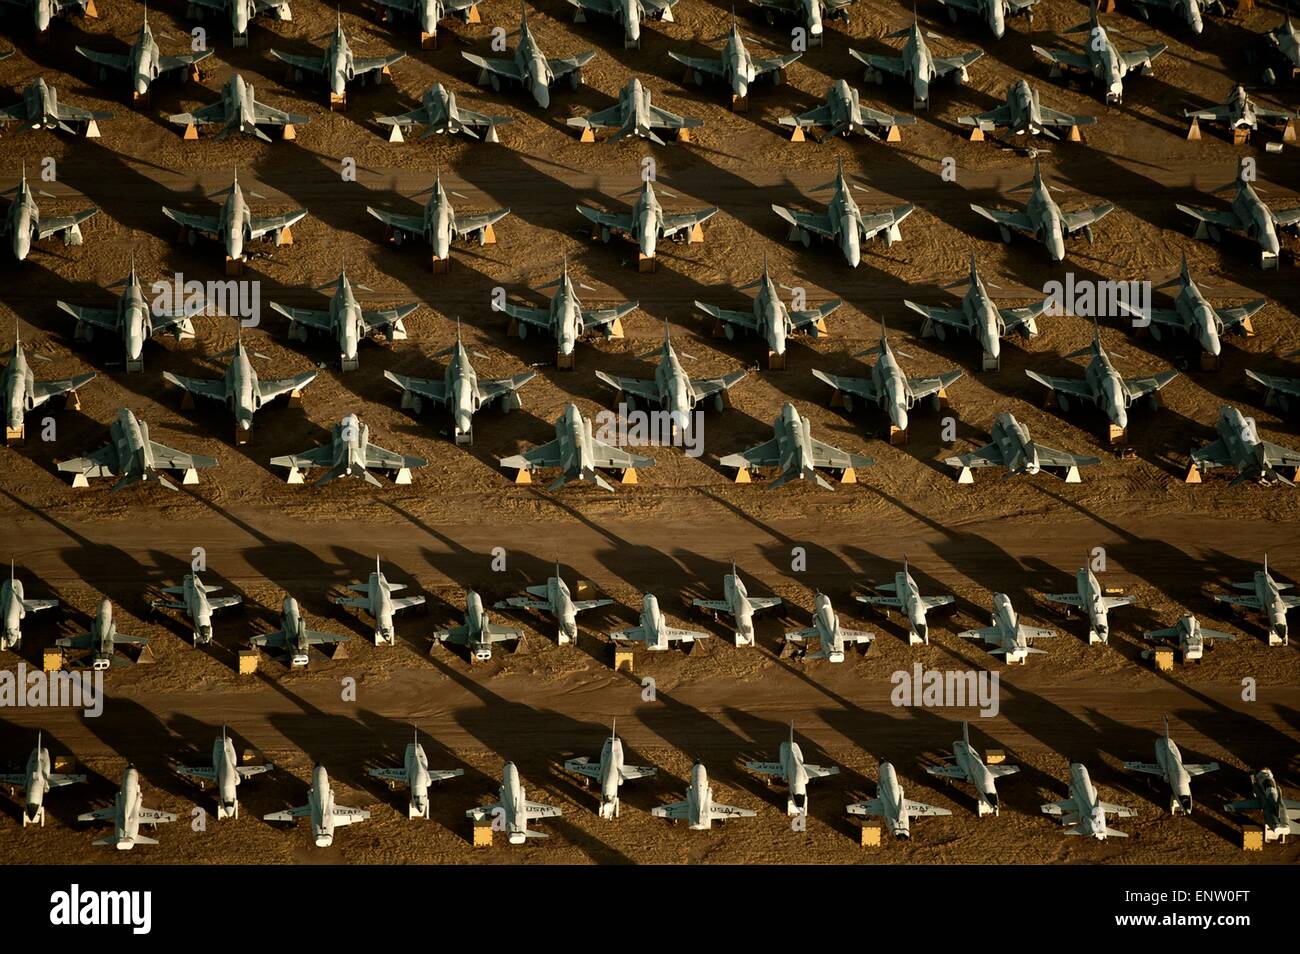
[1113,407,1128,430]
[1177,795,1192,812]
[532,83,550,109]
[895,408,909,433]
[24,803,40,821]
[456,412,472,435]
[793,792,806,810]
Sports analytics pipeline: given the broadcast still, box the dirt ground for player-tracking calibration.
[0,0,1299,864]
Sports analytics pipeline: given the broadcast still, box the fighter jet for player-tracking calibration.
[1124,717,1218,815]
[668,19,801,105]
[812,324,963,435]
[271,271,417,372]
[595,324,746,427]
[498,261,637,366]
[1225,768,1300,842]
[167,73,309,141]
[368,730,463,819]
[334,556,425,646]
[499,403,656,491]
[857,559,955,645]
[162,169,307,266]
[1139,254,1265,359]
[2,325,95,436]
[779,79,915,141]
[1043,560,1134,644]
[0,733,85,826]
[612,593,709,651]
[944,411,1101,483]
[1190,406,1300,486]
[1177,161,1300,269]
[1031,2,1166,104]
[367,172,511,264]
[970,158,1114,262]
[495,563,613,644]
[1025,325,1178,436]
[937,0,1038,38]
[1,562,57,652]
[848,760,951,838]
[745,724,839,816]
[568,0,677,48]
[152,572,241,645]
[749,0,853,40]
[652,763,756,829]
[434,589,524,661]
[926,723,1020,816]
[272,13,405,102]
[564,722,656,818]
[1,0,95,34]
[957,80,1095,139]
[184,0,292,44]
[251,596,349,667]
[1215,556,1300,646]
[773,161,913,268]
[1126,0,1222,34]
[577,178,718,264]
[958,592,1056,664]
[1264,13,1300,85]
[378,83,512,142]
[785,592,874,661]
[55,599,149,670]
[1186,84,1293,136]
[905,254,1047,370]
[56,408,217,490]
[694,257,841,369]
[270,413,428,486]
[567,77,701,143]
[466,761,562,843]
[76,10,212,99]
[175,727,273,820]
[2,165,98,261]
[79,766,177,850]
[692,561,782,646]
[720,402,874,489]
[264,765,370,847]
[462,6,595,108]
[0,77,112,135]
[1040,762,1136,839]
[849,20,983,109]
[1143,614,1234,662]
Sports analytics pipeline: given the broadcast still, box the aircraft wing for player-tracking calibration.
[903,799,951,817]
[461,53,523,81]
[849,49,907,76]
[709,802,757,819]
[271,50,327,74]
[837,628,874,645]
[648,104,700,130]
[661,207,718,238]
[19,597,60,613]
[570,103,625,130]
[36,207,97,241]
[857,204,914,240]
[479,371,537,406]
[745,760,784,778]
[904,300,969,330]
[667,51,724,77]
[959,103,1011,131]
[149,441,217,473]
[695,301,759,332]
[351,54,406,78]
[253,100,311,126]
[577,204,634,232]
[75,47,130,73]
[177,764,218,782]
[168,99,228,125]
[1017,623,1056,639]
[1031,45,1091,72]
[1123,761,1163,776]
[367,207,426,234]
[620,764,656,780]
[790,299,843,331]
[369,767,408,783]
[364,442,427,471]
[564,757,602,780]
[259,371,318,403]
[78,805,117,821]
[858,593,902,608]
[454,104,513,129]
[209,595,242,610]
[248,209,307,240]
[588,438,655,470]
[1062,204,1115,234]
[33,372,97,403]
[138,807,178,823]
[162,372,226,403]
[1025,371,1095,402]
[1184,105,1230,122]
[1175,204,1241,229]
[691,370,747,399]
[846,798,883,816]
[524,800,562,818]
[1039,104,1095,128]
[1002,301,1048,334]
[694,598,730,612]
[331,805,370,826]
[162,207,221,236]
[57,442,118,478]
[595,371,660,404]
[454,207,511,239]
[270,444,334,470]
[580,301,638,332]
[573,598,613,612]
[1219,301,1267,330]
[958,626,998,642]
[504,438,564,470]
[362,303,420,335]
[909,370,963,400]
[970,204,1036,236]
[1261,440,1300,468]
[1123,370,1178,399]
[1246,370,1300,399]
[772,204,837,239]
[159,51,213,74]
[1120,45,1168,71]
[945,442,1006,469]
[1225,797,1261,812]
[927,764,968,779]
[651,800,691,819]
[269,303,334,332]
[933,50,984,78]
[1191,438,1232,468]
[663,626,708,642]
[720,437,780,469]
[1030,442,1100,469]
[754,53,802,76]
[55,102,114,122]
[499,301,551,330]
[547,50,597,80]
[1044,592,1083,607]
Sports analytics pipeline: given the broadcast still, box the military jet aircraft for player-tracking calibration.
[970,158,1113,262]
[378,82,512,142]
[167,72,309,141]
[958,79,1094,140]
[0,77,112,136]
[772,161,914,267]
[750,0,853,40]
[1031,2,1166,104]
[1263,12,1300,86]
[652,763,756,829]
[848,760,951,838]
[368,730,463,819]
[945,411,1100,483]
[721,402,873,489]
[498,260,637,366]
[272,271,416,372]
[695,256,841,369]
[612,593,709,651]
[595,324,745,427]
[272,12,405,102]
[668,19,800,105]
[849,19,983,109]
[79,765,177,849]
[567,77,701,143]
[1040,762,1136,839]
[812,324,962,435]
[499,403,655,491]
[692,561,782,646]
[152,572,241,645]
[568,0,676,48]
[1190,406,1300,486]
[466,761,562,843]
[367,172,510,266]
[745,724,839,816]
[495,563,613,644]
[2,324,95,437]
[926,722,1019,816]
[1126,0,1222,34]
[2,165,97,261]
[1225,768,1300,842]
[1043,559,1134,644]
[578,178,717,265]
[264,765,370,847]
[1123,717,1218,815]
[334,557,425,646]
[184,0,291,44]
[1186,84,1293,137]
[55,599,149,670]
[374,0,479,46]
[1215,556,1300,646]
[1143,614,1234,661]
[1,562,58,652]
[1177,161,1300,269]
[57,408,217,490]
[175,727,272,820]
[434,589,524,661]
[462,6,594,108]
[0,733,85,827]
[779,79,915,141]
[1,0,95,33]
[938,0,1038,38]
[162,169,307,266]
[564,722,656,818]
[271,413,427,486]
[959,592,1055,664]
[785,592,874,661]
[77,9,212,99]
[250,595,349,667]
[1138,253,1265,360]
[1247,360,1300,413]
[857,559,955,645]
